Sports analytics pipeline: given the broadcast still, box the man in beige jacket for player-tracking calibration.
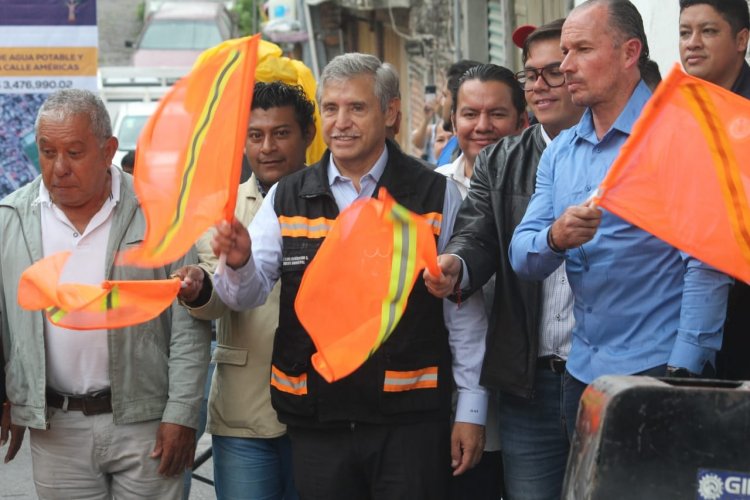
[177,81,316,499]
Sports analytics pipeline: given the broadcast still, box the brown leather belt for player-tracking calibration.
[538,355,567,375]
[46,389,112,416]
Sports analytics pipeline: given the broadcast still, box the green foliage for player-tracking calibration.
[136,0,145,22]
[234,0,259,36]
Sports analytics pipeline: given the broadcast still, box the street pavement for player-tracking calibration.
[0,432,215,499]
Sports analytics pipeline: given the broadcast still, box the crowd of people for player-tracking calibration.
[1,0,749,498]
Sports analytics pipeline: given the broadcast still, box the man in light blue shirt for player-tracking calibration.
[509,0,732,439]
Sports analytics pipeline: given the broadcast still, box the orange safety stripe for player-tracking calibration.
[383,366,438,392]
[278,215,334,239]
[270,365,308,395]
[421,212,442,236]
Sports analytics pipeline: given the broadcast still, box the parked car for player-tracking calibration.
[144,0,235,18]
[111,101,159,168]
[129,2,236,67]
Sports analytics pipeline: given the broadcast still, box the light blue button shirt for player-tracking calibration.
[214,146,489,425]
[510,81,732,383]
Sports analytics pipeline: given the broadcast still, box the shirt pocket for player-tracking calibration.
[212,344,248,366]
[554,188,587,218]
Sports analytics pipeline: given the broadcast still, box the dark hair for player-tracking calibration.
[451,64,527,120]
[121,150,136,172]
[445,59,482,99]
[641,59,662,91]
[578,0,650,71]
[522,18,565,64]
[252,81,315,136]
[679,0,750,33]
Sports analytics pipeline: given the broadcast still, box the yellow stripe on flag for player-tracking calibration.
[151,49,244,257]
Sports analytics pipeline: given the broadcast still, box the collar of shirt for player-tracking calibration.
[572,80,652,146]
[326,146,389,210]
[255,174,268,198]
[327,146,388,188]
[540,125,553,146]
[447,153,470,189]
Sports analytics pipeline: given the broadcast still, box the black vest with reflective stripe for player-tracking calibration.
[271,141,451,427]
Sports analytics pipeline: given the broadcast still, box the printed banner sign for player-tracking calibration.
[0,0,98,198]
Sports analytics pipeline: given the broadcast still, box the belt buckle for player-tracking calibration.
[550,357,565,375]
[80,396,94,416]
[80,391,109,416]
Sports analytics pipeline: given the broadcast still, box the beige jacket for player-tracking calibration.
[187,177,285,438]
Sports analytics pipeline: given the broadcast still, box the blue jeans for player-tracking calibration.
[212,434,298,500]
[499,367,570,500]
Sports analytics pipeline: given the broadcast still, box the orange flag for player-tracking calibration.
[295,188,441,383]
[18,252,181,330]
[118,35,260,268]
[595,64,750,283]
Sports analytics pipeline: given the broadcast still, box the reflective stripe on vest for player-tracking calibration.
[270,365,308,395]
[383,366,438,392]
[422,212,442,236]
[278,215,334,239]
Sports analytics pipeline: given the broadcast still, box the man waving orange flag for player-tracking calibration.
[294,188,441,383]
[596,64,750,283]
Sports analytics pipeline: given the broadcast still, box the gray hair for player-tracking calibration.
[317,53,400,112]
[576,0,650,70]
[35,89,112,143]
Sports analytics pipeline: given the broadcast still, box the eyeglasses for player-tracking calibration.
[515,63,565,91]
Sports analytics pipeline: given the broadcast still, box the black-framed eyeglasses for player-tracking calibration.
[515,63,565,91]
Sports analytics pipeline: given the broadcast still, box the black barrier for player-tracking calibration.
[563,375,750,500]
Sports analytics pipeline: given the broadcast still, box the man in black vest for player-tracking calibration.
[210,53,489,500]
[679,0,750,380]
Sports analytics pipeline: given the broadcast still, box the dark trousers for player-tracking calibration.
[288,420,451,500]
[449,450,504,500]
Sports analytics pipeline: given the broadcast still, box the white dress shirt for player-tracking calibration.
[537,126,574,358]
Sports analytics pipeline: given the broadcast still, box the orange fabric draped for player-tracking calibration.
[18,252,181,330]
[118,34,260,268]
[294,188,441,383]
[595,64,750,283]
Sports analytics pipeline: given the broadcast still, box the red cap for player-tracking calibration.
[512,24,537,49]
